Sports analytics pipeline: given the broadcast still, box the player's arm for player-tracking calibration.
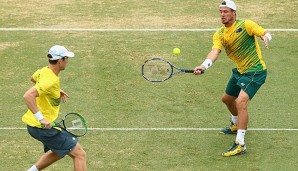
[246,20,272,49]
[194,48,221,75]
[23,87,51,128]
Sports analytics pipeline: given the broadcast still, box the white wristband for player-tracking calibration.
[265,33,272,41]
[34,111,44,121]
[201,59,213,69]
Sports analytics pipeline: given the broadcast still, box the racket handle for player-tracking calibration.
[41,122,56,128]
[184,69,195,73]
[184,69,204,74]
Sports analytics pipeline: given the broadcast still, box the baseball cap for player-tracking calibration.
[219,0,237,11]
[48,45,75,60]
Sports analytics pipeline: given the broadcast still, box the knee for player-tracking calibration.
[78,148,87,159]
[235,99,248,110]
[221,95,228,104]
[77,148,87,160]
[70,144,87,160]
[222,94,233,105]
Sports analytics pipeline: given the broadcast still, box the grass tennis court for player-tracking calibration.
[1,0,297,170]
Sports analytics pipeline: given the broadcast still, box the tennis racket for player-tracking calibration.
[42,112,87,137]
[142,58,204,82]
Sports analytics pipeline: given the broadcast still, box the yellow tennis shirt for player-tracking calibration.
[212,20,267,74]
[22,67,61,127]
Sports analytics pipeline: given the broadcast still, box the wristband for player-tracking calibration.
[201,59,213,69]
[34,111,44,121]
[265,33,272,41]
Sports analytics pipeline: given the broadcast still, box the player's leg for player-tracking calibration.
[220,93,238,134]
[236,90,250,130]
[220,70,241,134]
[68,143,87,171]
[222,90,249,157]
[33,151,62,170]
[26,127,63,170]
[222,93,238,116]
[222,70,267,156]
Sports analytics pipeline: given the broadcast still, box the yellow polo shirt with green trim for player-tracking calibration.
[22,67,61,127]
[212,20,267,74]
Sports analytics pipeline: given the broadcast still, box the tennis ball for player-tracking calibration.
[173,48,181,55]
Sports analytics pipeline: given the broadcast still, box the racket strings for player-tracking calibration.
[143,60,172,81]
[63,114,87,136]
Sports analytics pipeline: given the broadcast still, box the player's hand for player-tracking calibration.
[40,119,51,129]
[261,35,270,49]
[261,32,271,49]
[193,66,206,75]
[60,89,69,103]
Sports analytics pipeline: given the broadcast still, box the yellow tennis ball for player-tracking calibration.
[173,48,181,55]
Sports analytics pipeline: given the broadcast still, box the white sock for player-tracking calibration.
[236,129,246,146]
[28,165,39,171]
[231,115,238,125]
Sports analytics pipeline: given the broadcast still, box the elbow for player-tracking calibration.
[23,92,30,102]
[23,87,38,102]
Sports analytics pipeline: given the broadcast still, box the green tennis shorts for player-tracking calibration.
[225,68,267,100]
[27,126,78,158]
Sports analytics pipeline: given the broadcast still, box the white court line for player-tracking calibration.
[0,28,297,32]
[0,28,215,31]
[0,127,297,131]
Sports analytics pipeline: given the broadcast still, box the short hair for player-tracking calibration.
[47,54,66,64]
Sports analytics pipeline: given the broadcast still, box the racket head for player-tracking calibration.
[142,58,173,82]
[60,112,88,137]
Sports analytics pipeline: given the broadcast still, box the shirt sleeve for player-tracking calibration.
[32,69,41,82]
[245,20,266,37]
[34,73,55,97]
[212,31,222,50]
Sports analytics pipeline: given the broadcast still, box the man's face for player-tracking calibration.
[59,57,69,70]
[219,7,236,25]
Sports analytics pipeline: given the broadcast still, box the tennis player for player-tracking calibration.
[194,0,272,156]
[22,45,87,170]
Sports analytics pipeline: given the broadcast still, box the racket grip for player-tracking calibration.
[184,69,195,73]
[185,69,204,74]
[41,122,56,128]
